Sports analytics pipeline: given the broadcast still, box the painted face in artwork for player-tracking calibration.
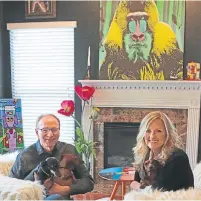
[6,115,15,128]
[124,13,153,63]
[144,118,167,153]
[4,106,18,128]
[36,115,60,152]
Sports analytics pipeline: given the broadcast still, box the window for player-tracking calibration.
[7,22,77,147]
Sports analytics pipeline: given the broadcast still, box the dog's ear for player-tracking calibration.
[60,154,79,167]
[144,160,151,166]
[73,157,80,164]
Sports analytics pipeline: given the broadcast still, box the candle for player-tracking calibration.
[87,46,90,66]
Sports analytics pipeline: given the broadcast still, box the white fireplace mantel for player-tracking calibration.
[79,80,201,170]
[79,80,201,91]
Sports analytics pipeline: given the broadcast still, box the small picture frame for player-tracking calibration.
[25,0,56,19]
[186,62,200,81]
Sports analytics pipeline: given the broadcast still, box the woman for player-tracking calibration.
[131,111,194,192]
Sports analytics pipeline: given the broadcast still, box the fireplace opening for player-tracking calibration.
[104,122,140,168]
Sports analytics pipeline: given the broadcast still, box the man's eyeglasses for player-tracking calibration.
[39,128,60,134]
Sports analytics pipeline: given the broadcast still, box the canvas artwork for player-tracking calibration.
[99,0,185,80]
[0,99,24,153]
[25,0,56,19]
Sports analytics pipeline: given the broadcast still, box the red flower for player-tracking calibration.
[58,100,75,116]
[75,86,95,101]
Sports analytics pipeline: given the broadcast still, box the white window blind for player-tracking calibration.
[8,22,76,147]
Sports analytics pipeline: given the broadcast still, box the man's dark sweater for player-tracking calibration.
[134,148,194,191]
[9,140,94,195]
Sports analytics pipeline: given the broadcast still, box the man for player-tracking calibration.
[9,114,94,200]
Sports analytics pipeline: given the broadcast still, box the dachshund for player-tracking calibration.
[35,157,59,193]
[140,159,163,189]
[35,154,80,191]
[54,154,80,186]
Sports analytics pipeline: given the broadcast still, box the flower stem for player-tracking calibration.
[71,115,81,128]
[88,118,93,142]
[81,101,86,120]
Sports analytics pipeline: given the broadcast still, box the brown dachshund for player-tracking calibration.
[54,154,80,186]
[140,159,163,189]
[140,151,163,189]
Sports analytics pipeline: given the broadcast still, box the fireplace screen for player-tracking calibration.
[104,122,140,168]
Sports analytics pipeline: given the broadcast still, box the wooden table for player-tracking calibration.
[99,167,135,200]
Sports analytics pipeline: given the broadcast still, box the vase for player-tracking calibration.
[84,154,90,171]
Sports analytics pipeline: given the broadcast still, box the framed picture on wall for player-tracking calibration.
[25,0,56,19]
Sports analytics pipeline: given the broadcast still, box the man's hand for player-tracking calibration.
[44,178,71,196]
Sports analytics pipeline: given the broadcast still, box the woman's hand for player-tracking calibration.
[130,181,141,190]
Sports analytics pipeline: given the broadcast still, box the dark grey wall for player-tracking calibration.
[184,1,201,63]
[184,1,201,78]
[0,2,4,98]
[185,1,201,162]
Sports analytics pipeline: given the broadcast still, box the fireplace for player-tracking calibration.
[104,122,139,168]
[79,80,201,193]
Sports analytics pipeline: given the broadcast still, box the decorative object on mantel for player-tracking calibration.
[25,0,56,19]
[58,85,99,171]
[186,62,200,81]
[85,46,91,80]
[99,0,185,80]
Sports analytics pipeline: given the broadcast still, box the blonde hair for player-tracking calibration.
[133,111,184,168]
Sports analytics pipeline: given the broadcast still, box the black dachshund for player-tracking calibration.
[35,155,79,194]
[35,157,59,190]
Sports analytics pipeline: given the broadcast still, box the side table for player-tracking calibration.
[99,167,135,200]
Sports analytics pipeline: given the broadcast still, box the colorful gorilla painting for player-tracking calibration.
[0,99,24,153]
[99,0,185,80]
